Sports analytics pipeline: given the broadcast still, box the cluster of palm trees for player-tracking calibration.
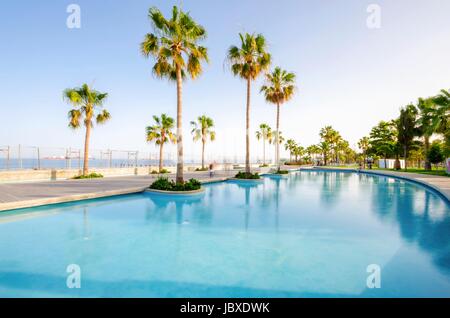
[360,88,449,171]
[284,127,355,166]
[64,6,297,180]
[146,114,215,173]
[140,6,297,181]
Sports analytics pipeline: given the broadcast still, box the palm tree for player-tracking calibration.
[141,6,208,183]
[227,33,271,174]
[146,114,176,173]
[358,137,370,168]
[417,98,436,170]
[293,145,304,163]
[260,67,296,170]
[64,84,110,176]
[320,126,340,165]
[255,124,273,165]
[306,144,321,165]
[191,115,216,170]
[285,139,297,163]
[432,89,450,154]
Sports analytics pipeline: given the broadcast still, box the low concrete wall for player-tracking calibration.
[0,166,171,182]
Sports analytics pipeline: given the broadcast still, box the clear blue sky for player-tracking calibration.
[1,0,449,161]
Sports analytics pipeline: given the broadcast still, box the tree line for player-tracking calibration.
[359,89,449,170]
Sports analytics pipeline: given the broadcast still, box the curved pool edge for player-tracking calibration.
[300,167,450,204]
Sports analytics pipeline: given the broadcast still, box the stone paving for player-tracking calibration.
[0,171,235,212]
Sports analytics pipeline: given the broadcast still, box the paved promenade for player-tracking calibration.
[0,171,235,212]
[0,168,448,212]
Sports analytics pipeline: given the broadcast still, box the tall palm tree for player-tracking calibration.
[227,33,271,174]
[141,6,208,183]
[190,115,216,170]
[146,114,176,173]
[417,98,436,170]
[255,124,272,165]
[63,84,110,176]
[432,89,450,153]
[358,137,370,168]
[260,67,296,170]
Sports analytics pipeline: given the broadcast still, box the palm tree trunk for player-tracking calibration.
[276,102,280,170]
[201,138,205,170]
[83,122,91,175]
[404,146,408,171]
[159,143,164,173]
[424,136,431,170]
[245,78,251,174]
[263,139,266,165]
[176,65,184,184]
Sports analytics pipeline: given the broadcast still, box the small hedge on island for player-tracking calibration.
[195,167,209,172]
[73,173,104,180]
[151,169,170,174]
[235,171,261,179]
[149,177,202,192]
[274,170,289,175]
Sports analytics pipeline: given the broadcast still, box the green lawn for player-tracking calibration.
[321,165,449,177]
[374,168,449,177]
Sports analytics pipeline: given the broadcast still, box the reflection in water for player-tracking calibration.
[1,171,449,297]
[369,176,450,276]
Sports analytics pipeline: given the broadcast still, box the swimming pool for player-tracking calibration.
[0,171,449,297]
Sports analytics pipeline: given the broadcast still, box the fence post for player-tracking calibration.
[18,144,22,170]
[6,146,10,170]
[37,147,41,170]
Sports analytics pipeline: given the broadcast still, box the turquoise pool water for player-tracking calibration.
[0,171,449,297]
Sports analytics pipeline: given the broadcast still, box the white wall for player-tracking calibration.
[378,159,405,169]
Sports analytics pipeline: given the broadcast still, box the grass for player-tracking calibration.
[321,165,448,177]
[374,168,449,177]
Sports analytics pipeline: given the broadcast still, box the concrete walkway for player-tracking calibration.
[0,171,235,212]
[1,167,448,212]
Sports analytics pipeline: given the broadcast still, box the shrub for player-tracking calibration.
[195,167,209,171]
[151,169,170,174]
[235,171,260,179]
[427,142,445,168]
[275,170,289,175]
[149,177,202,191]
[259,164,269,168]
[73,172,104,180]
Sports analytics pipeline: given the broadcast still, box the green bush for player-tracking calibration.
[427,142,445,168]
[73,172,104,180]
[235,171,260,179]
[151,169,170,174]
[275,170,289,175]
[195,167,209,171]
[149,177,202,191]
[259,164,269,168]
